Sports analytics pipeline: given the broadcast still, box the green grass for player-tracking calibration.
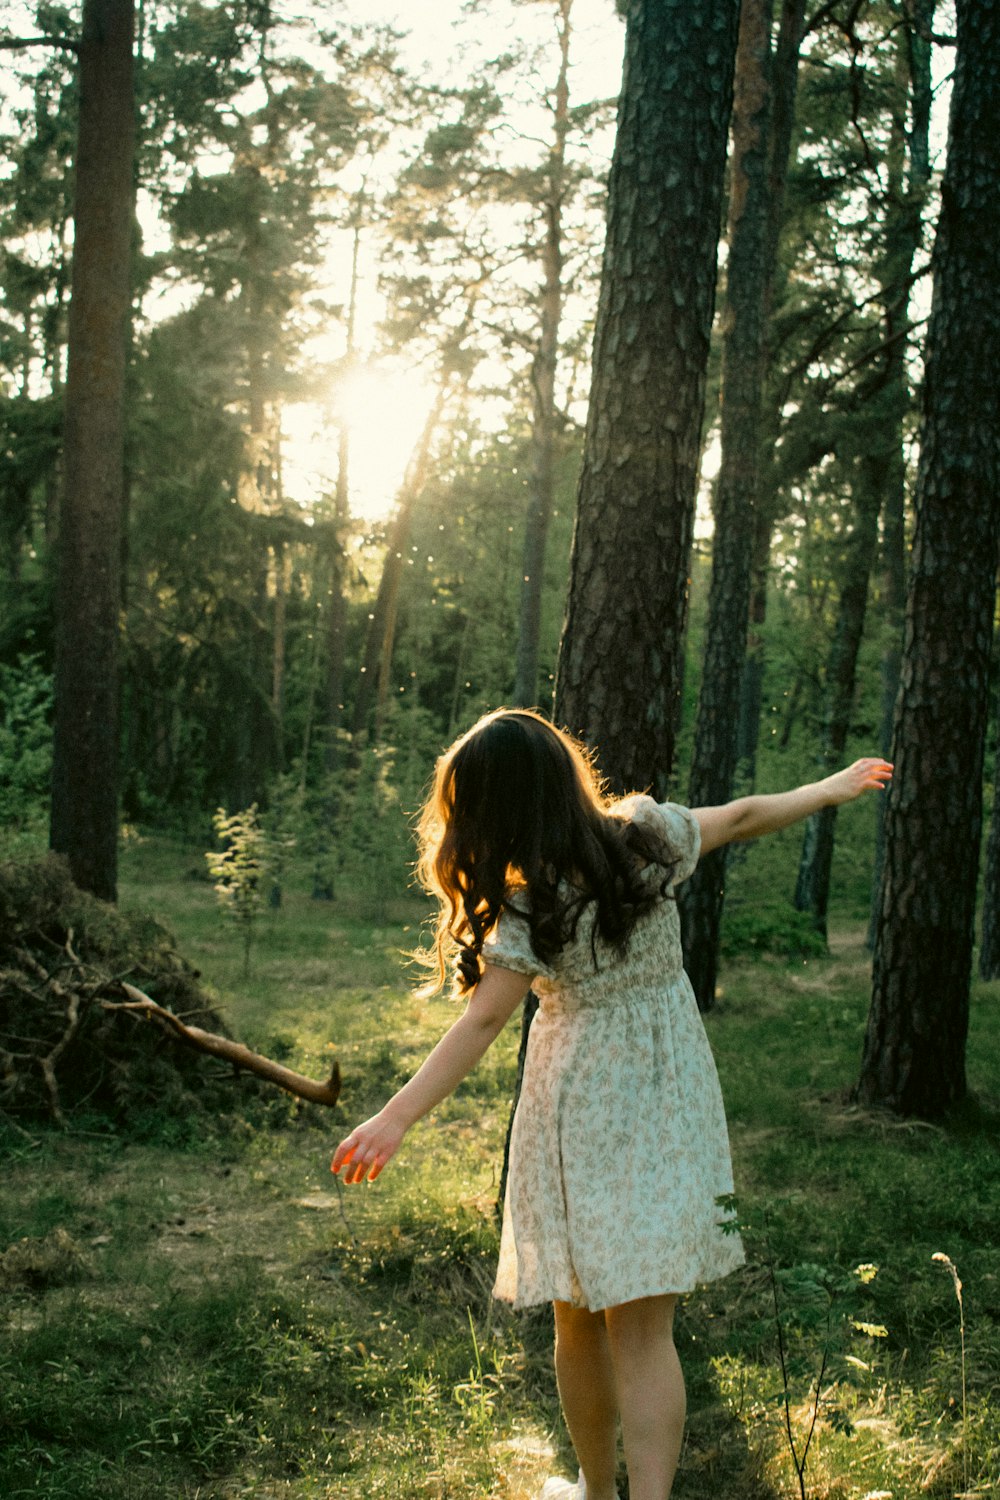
[1,832,998,1498]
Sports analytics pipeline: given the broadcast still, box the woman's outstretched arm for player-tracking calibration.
[331,963,532,1184]
[693,757,892,856]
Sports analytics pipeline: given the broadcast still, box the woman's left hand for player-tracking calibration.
[824,757,893,805]
[331,1110,406,1185]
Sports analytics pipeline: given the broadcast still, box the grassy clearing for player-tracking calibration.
[1,832,999,1498]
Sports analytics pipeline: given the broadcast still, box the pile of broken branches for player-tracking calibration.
[1,855,339,1128]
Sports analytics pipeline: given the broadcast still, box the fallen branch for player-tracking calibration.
[102,982,341,1109]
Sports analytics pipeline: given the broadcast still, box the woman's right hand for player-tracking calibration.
[331,1109,407,1185]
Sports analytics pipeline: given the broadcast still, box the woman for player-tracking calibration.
[332,708,891,1500]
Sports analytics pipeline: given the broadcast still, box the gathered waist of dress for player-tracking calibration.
[537,977,689,1017]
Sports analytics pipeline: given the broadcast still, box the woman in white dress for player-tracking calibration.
[332,709,890,1500]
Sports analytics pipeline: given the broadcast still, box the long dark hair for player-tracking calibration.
[415,708,675,994]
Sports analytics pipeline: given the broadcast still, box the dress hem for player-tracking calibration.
[492,1251,746,1313]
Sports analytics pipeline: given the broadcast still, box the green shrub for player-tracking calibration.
[0,652,52,831]
[721,899,828,958]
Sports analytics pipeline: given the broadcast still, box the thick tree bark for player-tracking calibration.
[555,0,742,796]
[49,0,135,902]
[514,0,571,710]
[856,0,1000,1117]
[679,0,776,1010]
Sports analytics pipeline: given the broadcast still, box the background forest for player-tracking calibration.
[2,1,999,1497]
[0,0,946,884]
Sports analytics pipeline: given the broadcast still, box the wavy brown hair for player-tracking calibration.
[415,708,676,995]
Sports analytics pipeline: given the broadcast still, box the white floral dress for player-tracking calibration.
[488,796,745,1312]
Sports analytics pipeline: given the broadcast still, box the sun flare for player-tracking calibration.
[282,364,438,524]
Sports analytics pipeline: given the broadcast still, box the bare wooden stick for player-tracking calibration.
[103,983,341,1108]
[39,987,81,1125]
[15,948,82,1123]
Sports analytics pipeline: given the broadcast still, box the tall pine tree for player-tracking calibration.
[857,0,1000,1116]
[49,0,135,901]
[555,0,741,795]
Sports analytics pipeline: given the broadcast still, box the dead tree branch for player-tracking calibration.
[103,982,342,1109]
[0,34,81,55]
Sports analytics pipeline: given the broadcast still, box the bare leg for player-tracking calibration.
[552,1300,619,1500]
[604,1294,685,1500]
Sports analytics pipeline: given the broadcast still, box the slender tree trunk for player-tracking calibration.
[232,25,283,798]
[323,498,348,754]
[233,200,282,799]
[555,0,742,797]
[324,201,364,775]
[794,464,882,935]
[49,0,135,902]
[352,389,447,745]
[868,0,935,945]
[856,0,1000,1117]
[514,0,571,709]
[41,213,72,549]
[736,504,772,777]
[271,536,290,763]
[679,0,776,1010]
[980,654,1000,979]
[735,0,806,789]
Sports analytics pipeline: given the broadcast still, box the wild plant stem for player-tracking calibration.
[799,1329,831,1475]
[960,1289,968,1493]
[766,1242,806,1499]
[933,1252,968,1493]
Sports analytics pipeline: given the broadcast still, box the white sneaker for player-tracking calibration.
[538,1474,585,1500]
[538,1471,620,1500]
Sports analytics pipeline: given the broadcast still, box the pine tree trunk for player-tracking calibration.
[734,0,806,788]
[501,0,740,1217]
[323,485,349,765]
[793,465,882,936]
[868,0,935,945]
[352,389,447,745]
[271,535,290,764]
[679,0,776,1010]
[980,671,1000,978]
[49,0,135,903]
[736,504,773,780]
[555,0,741,796]
[856,0,1000,1117]
[514,0,571,710]
[324,207,364,776]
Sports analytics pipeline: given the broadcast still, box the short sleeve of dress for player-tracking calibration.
[484,904,554,981]
[622,795,701,887]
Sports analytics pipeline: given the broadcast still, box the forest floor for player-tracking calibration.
[1,833,999,1499]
